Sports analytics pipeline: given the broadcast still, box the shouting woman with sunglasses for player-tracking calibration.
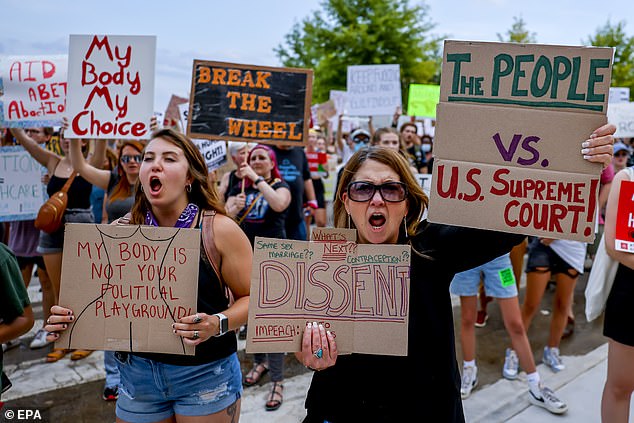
[296,123,615,423]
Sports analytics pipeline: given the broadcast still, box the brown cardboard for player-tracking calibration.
[56,223,200,355]
[428,40,613,242]
[246,229,411,356]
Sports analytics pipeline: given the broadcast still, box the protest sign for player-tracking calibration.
[187,61,313,147]
[0,146,46,221]
[407,84,440,118]
[163,94,188,130]
[608,102,634,138]
[347,64,401,116]
[56,224,200,355]
[246,228,411,356]
[0,55,67,127]
[192,138,227,171]
[428,40,613,242]
[65,34,156,140]
[609,87,630,103]
[306,151,328,178]
[614,180,634,253]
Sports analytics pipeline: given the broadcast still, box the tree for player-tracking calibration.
[274,0,444,107]
[585,20,634,101]
[497,16,537,44]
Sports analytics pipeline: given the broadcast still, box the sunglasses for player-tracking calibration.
[615,152,629,158]
[121,154,142,164]
[347,181,407,202]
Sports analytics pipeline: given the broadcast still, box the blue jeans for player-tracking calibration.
[104,351,120,389]
[115,352,242,422]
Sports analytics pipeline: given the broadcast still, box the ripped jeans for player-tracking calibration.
[114,351,242,422]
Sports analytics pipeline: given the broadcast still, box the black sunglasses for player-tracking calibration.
[347,181,407,202]
[121,154,142,164]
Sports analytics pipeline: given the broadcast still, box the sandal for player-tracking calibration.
[46,348,71,363]
[265,382,283,411]
[244,363,268,386]
[70,349,93,360]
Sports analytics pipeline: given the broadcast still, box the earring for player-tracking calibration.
[403,217,408,239]
[347,213,351,229]
[186,183,192,193]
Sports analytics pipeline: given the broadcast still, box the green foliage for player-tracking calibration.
[497,16,537,44]
[585,20,634,101]
[274,0,444,108]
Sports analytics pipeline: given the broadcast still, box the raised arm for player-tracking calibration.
[10,128,59,172]
[69,139,111,190]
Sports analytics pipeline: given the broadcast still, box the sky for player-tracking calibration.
[2,0,632,115]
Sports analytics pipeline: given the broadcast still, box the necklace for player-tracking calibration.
[145,203,199,228]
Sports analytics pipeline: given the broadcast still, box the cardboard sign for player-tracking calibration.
[347,64,401,116]
[56,224,200,355]
[428,40,613,242]
[246,228,411,356]
[0,146,47,221]
[65,34,156,140]
[615,179,634,252]
[192,139,227,171]
[407,84,440,118]
[187,61,313,147]
[0,55,67,127]
[163,94,188,129]
[608,102,634,138]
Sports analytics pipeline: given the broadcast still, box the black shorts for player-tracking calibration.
[525,237,578,277]
[15,255,46,270]
[312,178,325,209]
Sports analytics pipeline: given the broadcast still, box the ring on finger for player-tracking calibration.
[313,348,323,359]
[192,330,200,340]
[193,314,202,324]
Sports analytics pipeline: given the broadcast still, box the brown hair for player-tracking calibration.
[108,140,145,203]
[399,122,418,134]
[129,128,225,224]
[333,147,428,239]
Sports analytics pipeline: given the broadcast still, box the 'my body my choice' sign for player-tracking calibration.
[428,40,613,242]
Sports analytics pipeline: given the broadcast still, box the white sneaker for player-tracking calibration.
[460,366,478,399]
[543,346,565,373]
[29,329,51,349]
[529,384,568,414]
[502,348,519,380]
[2,340,20,352]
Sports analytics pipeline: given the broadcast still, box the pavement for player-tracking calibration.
[2,274,633,422]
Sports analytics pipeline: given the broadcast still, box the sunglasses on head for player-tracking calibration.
[121,154,142,164]
[347,181,407,202]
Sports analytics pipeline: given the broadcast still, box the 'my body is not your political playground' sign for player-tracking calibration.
[246,228,411,356]
[428,40,614,243]
[57,224,200,355]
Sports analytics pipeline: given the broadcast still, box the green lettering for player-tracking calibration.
[551,56,571,99]
[511,55,534,97]
[531,55,552,98]
[492,54,513,96]
[587,58,610,102]
[567,57,584,101]
[447,53,472,95]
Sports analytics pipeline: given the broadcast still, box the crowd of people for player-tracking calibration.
[0,110,629,422]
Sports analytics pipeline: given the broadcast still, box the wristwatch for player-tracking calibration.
[254,176,265,186]
[213,313,229,337]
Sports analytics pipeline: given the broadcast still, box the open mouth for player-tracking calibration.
[369,213,386,229]
[149,176,162,194]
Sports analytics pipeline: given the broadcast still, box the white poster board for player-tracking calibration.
[65,34,156,140]
[192,139,227,171]
[0,146,47,221]
[608,102,634,138]
[346,64,401,116]
[0,55,67,127]
[609,87,630,104]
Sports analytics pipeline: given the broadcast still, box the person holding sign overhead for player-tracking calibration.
[45,128,252,423]
[295,121,614,423]
[601,164,634,422]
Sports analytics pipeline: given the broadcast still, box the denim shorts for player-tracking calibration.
[525,237,576,276]
[37,208,94,254]
[450,253,518,298]
[115,352,242,422]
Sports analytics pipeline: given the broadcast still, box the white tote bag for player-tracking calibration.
[584,167,634,322]
[584,234,618,322]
